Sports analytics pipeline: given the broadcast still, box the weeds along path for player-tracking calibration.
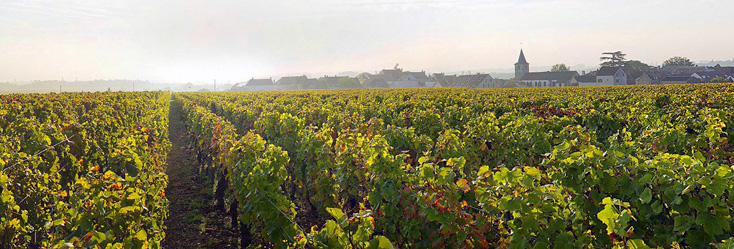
[163,100,237,248]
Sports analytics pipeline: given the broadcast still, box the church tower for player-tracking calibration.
[515,49,529,80]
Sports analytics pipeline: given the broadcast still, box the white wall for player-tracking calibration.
[521,80,549,87]
[597,76,614,85]
[475,77,495,88]
[614,69,627,85]
[391,80,423,88]
[521,80,569,87]
[244,85,275,91]
[579,82,610,87]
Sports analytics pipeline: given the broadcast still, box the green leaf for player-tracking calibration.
[51,218,65,227]
[1,190,12,203]
[534,241,549,249]
[626,239,651,249]
[326,207,345,221]
[524,167,541,180]
[693,151,705,162]
[639,188,652,204]
[650,201,663,214]
[127,192,141,200]
[597,205,618,234]
[674,216,693,233]
[554,232,574,248]
[367,236,394,249]
[135,230,147,241]
[639,174,652,185]
[119,206,140,215]
[696,212,729,235]
[602,197,613,205]
[477,166,490,178]
[689,197,705,211]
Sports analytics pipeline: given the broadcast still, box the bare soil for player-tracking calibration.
[162,101,238,248]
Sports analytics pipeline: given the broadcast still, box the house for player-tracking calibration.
[596,67,628,85]
[391,81,424,88]
[493,78,509,88]
[380,68,404,82]
[712,64,734,75]
[231,78,274,91]
[391,71,429,88]
[571,75,598,87]
[427,73,458,87]
[636,72,661,85]
[361,75,390,88]
[275,76,313,90]
[449,73,495,88]
[403,71,429,82]
[301,78,327,89]
[661,66,712,75]
[318,76,361,89]
[357,73,372,84]
[520,71,579,87]
[691,72,734,83]
[661,75,698,85]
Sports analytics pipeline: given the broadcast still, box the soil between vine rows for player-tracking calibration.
[162,101,238,248]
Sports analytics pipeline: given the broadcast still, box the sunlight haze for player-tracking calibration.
[1,0,732,82]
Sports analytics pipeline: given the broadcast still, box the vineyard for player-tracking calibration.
[1,92,170,248]
[2,84,734,248]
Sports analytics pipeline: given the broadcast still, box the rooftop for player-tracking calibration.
[520,71,578,82]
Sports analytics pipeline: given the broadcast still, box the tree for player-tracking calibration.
[624,60,653,73]
[663,56,696,67]
[710,77,728,83]
[551,64,570,72]
[600,51,627,67]
[338,77,361,89]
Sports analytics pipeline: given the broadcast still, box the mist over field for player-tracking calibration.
[1,0,733,93]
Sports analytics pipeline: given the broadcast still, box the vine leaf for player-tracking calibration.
[639,188,652,204]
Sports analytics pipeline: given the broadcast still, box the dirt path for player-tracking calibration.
[163,101,238,248]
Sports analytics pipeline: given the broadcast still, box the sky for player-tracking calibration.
[1,0,733,83]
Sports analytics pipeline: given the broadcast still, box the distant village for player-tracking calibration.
[231,50,734,91]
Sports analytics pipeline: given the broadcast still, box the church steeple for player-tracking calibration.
[515,49,529,80]
[517,49,528,64]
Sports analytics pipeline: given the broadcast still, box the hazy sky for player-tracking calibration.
[1,0,733,83]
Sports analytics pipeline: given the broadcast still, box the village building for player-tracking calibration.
[380,68,404,82]
[515,49,529,80]
[571,75,598,87]
[512,50,577,87]
[427,73,458,88]
[275,75,314,90]
[660,66,712,75]
[391,71,429,88]
[361,74,391,88]
[661,75,698,85]
[520,71,579,87]
[691,72,734,83]
[426,73,494,88]
[496,78,520,88]
[318,76,361,89]
[301,78,327,89]
[231,78,275,91]
[452,73,495,88]
[636,72,661,85]
[712,64,734,75]
[596,67,628,85]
